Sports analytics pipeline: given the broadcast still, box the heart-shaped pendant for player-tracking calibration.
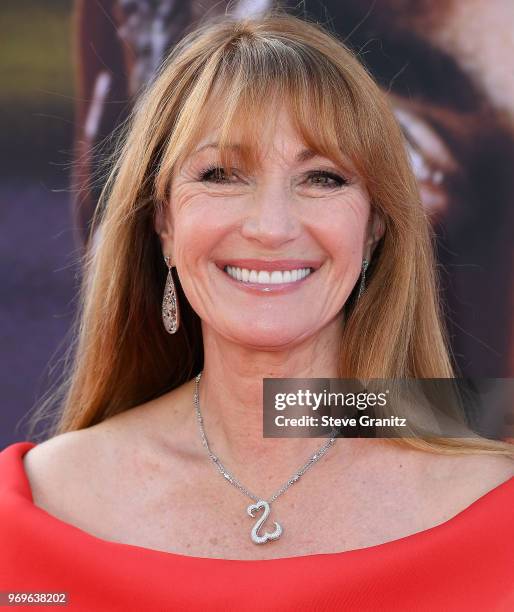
[247,500,283,544]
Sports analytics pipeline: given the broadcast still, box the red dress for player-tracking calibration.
[1,441,513,611]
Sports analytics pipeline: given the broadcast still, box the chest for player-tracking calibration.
[66,459,437,560]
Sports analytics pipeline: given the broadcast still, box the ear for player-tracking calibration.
[154,201,174,262]
[364,208,385,261]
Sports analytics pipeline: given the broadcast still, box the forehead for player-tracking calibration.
[190,141,326,162]
[188,140,330,171]
[188,103,307,153]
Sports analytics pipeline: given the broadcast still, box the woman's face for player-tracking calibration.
[158,106,381,348]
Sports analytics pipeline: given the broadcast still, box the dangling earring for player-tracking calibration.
[162,255,180,334]
[357,259,369,300]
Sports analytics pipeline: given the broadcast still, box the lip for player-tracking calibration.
[215,261,319,294]
[215,259,323,272]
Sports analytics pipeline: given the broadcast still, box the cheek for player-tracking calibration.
[310,197,370,260]
[171,196,236,264]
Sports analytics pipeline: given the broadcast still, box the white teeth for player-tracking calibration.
[223,266,313,284]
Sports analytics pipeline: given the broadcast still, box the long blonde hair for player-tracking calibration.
[28,9,513,457]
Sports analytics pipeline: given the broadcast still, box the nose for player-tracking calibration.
[240,183,302,247]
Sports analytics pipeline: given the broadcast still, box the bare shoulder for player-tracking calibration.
[415,446,514,513]
[426,446,514,479]
[362,441,514,531]
[24,410,140,483]
[23,427,113,510]
[23,379,195,511]
[448,451,514,488]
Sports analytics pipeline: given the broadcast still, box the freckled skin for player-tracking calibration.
[156,105,383,351]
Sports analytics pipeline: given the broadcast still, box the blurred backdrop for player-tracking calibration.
[2,0,514,447]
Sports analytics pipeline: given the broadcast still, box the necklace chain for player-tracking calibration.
[193,371,341,504]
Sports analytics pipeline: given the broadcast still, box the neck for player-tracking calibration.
[196,316,346,472]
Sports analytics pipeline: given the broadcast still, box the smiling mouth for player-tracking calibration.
[223,265,315,284]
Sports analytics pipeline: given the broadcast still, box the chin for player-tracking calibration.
[225,321,310,350]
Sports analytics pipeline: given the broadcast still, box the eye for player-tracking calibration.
[197,166,349,188]
[198,165,237,184]
[306,170,348,188]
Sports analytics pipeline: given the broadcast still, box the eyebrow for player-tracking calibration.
[191,143,321,163]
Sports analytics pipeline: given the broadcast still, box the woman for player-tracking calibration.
[1,10,513,611]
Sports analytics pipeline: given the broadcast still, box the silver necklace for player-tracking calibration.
[193,371,341,545]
